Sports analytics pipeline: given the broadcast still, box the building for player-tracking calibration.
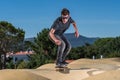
[8,51,34,64]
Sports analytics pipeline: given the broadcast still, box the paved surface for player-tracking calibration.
[0,58,120,80]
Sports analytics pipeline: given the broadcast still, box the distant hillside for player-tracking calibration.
[64,33,98,47]
[25,33,99,47]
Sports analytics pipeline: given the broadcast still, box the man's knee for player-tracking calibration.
[61,41,66,49]
[67,43,71,51]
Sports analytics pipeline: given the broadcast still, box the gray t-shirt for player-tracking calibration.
[51,17,75,36]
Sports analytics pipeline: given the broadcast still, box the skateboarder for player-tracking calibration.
[49,8,79,67]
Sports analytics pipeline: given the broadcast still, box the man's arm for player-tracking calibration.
[72,22,79,38]
[49,28,61,45]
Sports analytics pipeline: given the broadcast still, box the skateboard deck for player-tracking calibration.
[55,67,70,73]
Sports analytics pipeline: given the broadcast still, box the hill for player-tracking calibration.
[65,33,98,47]
[25,33,98,47]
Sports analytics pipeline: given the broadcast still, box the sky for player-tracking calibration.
[0,0,120,38]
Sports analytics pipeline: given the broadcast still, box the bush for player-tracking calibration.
[17,60,28,69]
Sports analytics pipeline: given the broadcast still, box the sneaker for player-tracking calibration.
[62,61,69,65]
[55,63,66,68]
[55,64,61,68]
[60,63,66,67]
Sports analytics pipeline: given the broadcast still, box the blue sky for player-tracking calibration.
[0,0,120,38]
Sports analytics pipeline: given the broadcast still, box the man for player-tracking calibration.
[49,8,79,67]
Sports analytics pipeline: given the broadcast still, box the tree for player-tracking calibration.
[27,28,57,68]
[0,21,25,69]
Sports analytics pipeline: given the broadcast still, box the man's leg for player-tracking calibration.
[61,35,71,63]
[55,35,66,66]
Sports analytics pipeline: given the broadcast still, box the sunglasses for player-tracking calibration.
[62,16,69,19]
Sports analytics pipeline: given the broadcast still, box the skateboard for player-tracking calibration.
[55,66,70,73]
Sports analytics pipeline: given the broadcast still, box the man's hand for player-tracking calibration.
[72,22,79,38]
[54,39,61,45]
[75,31,79,38]
[49,28,61,46]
